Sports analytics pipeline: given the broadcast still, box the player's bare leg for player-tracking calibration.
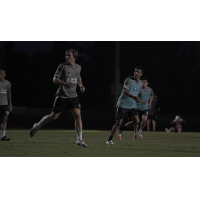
[152,120,156,132]
[134,124,139,135]
[138,115,147,138]
[70,108,87,147]
[107,118,123,144]
[178,128,182,133]
[1,116,10,141]
[30,112,60,137]
[147,119,151,131]
[140,115,148,130]
[166,127,175,132]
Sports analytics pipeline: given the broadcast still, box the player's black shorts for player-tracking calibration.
[52,96,81,113]
[0,105,10,117]
[148,115,157,121]
[136,110,148,117]
[115,106,137,119]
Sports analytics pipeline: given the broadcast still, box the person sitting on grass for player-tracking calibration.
[165,115,186,133]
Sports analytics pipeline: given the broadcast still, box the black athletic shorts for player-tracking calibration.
[52,96,81,113]
[148,115,157,121]
[115,106,137,119]
[0,105,10,117]
[136,110,148,117]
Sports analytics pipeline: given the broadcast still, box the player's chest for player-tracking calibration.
[0,83,9,91]
[129,81,141,94]
[64,67,80,79]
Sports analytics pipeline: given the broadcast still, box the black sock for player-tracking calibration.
[108,136,113,141]
[119,125,126,131]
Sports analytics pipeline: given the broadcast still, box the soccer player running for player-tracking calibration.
[30,49,87,147]
[165,115,185,133]
[106,66,144,145]
[0,69,12,141]
[133,78,154,139]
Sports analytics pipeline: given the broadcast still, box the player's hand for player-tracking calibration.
[80,85,85,93]
[64,82,74,88]
[148,104,151,108]
[133,96,140,102]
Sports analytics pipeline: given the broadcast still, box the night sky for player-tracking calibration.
[1,41,200,116]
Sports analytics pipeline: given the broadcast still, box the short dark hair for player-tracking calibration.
[66,49,78,60]
[135,66,144,74]
[0,69,6,74]
[141,77,148,82]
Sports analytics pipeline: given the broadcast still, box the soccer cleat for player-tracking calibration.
[76,140,88,147]
[133,134,137,139]
[30,123,38,137]
[1,136,11,141]
[139,134,143,139]
[117,133,122,140]
[106,140,115,145]
[165,128,169,133]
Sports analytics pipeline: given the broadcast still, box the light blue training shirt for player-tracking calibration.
[117,77,142,109]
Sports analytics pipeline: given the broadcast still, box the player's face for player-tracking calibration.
[134,68,143,79]
[142,80,148,88]
[0,71,6,80]
[65,51,75,63]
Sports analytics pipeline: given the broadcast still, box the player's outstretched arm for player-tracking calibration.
[123,88,140,102]
[77,76,85,93]
[53,77,74,88]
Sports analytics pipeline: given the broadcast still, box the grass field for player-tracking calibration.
[0,130,200,157]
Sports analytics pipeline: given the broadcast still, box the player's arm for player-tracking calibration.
[136,90,147,104]
[7,93,12,112]
[77,76,85,93]
[149,88,154,108]
[123,88,140,102]
[53,77,74,88]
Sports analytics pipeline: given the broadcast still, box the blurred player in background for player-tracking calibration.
[134,78,154,139]
[106,66,144,145]
[165,115,186,133]
[0,69,12,141]
[147,95,160,131]
[30,49,87,147]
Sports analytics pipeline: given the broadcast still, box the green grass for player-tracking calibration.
[0,130,200,157]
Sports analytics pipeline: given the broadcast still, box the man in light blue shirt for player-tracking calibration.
[106,66,144,145]
[134,78,154,139]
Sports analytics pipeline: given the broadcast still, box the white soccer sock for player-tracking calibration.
[2,130,6,137]
[77,132,82,141]
[139,129,142,134]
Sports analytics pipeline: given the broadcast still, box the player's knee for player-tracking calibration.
[115,122,121,127]
[50,113,59,120]
[135,118,140,124]
[2,116,7,123]
[74,114,81,121]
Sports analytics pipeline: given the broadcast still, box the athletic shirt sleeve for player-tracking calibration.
[123,78,131,90]
[54,64,64,79]
[150,88,154,96]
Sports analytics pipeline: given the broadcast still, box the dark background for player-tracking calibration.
[0,41,200,131]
